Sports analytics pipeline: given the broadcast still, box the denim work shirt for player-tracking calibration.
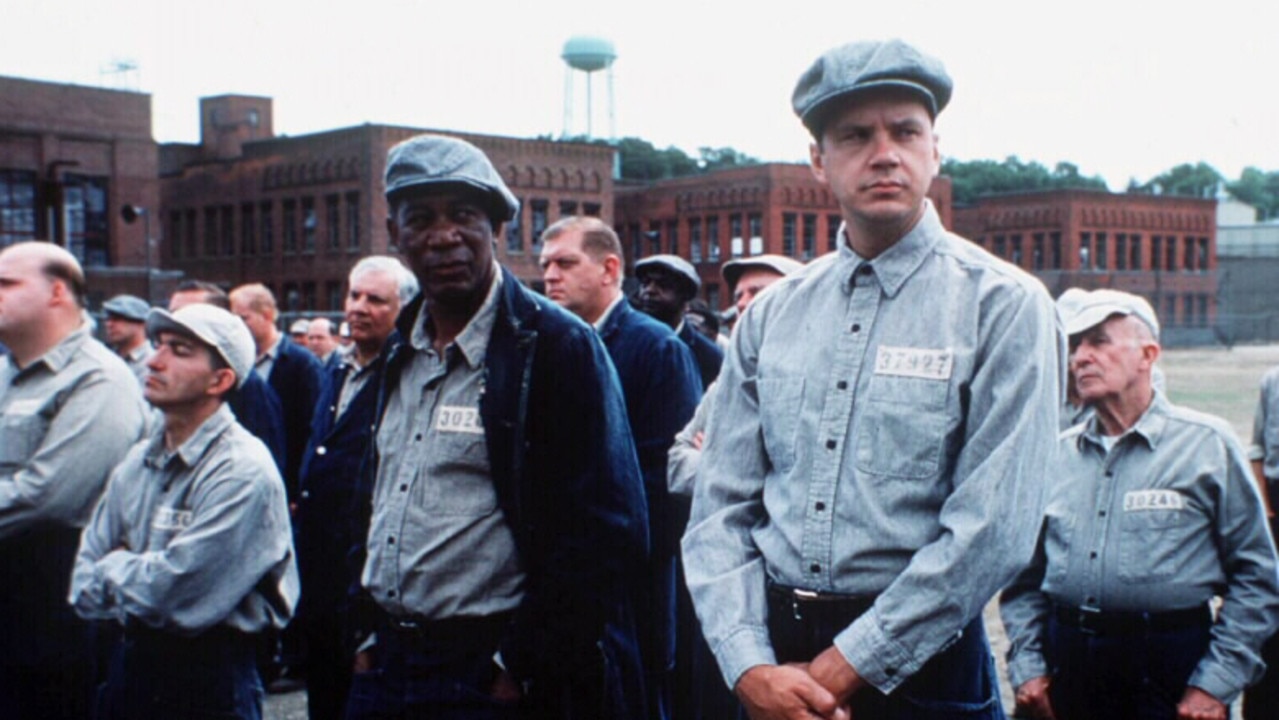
[683,202,1064,693]
[1000,391,1279,704]
[1249,365,1279,484]
[0,325,147,536]
[364,270,527,620]
[70,404,299,635]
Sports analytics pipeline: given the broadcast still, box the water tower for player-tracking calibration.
[561,35,617,140]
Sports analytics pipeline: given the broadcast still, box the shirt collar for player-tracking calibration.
[836,200,944,298]
[410,262,503,370]
[593,293,626,332]
[145,403,236,469]
[259,335,283,363]
[18,323,91,376]
[1080,388,1169,453]
[124,342,151,363]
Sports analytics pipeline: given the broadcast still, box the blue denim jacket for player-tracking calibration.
[365,266,650,718]
[683,203,1064,693]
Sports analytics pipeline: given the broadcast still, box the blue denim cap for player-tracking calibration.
[103,294,150,322]
[383,134,519,224]
[635,254,701,292]
[146,305,257,388]
[792,39,952,135]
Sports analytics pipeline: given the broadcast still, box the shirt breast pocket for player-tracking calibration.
[427,433,495,516]
[0,411,49,466]
[1118,509,1185,582]
[855,374,949,479]
[757,378,805,473]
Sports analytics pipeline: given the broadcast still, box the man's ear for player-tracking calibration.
[809,141,827,184]
[603,255,621,284]
[208,368,238,398]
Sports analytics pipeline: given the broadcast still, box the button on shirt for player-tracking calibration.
[1001,391,1279,703]
[683,202,1063,693]
[0,324,147,536]
[69,404,299,634]
[364,270,526,619]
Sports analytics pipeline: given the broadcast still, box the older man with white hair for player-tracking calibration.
[1001,289,1279,720]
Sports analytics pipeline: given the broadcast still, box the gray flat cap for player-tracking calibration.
[384,134,519,224]
[146,305,257,389]
[634,254,700,293]
[1060,288,1160,340]
[103,294,149,322]
[721,254,805,292]
[792,39,952,135]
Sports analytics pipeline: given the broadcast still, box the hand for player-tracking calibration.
[735,664,848,720]
[489,668,522,703]
[352,650,373,674]
[691,431,705,450]
[807,645,865,705]
[1176,687,1226,720]
[1013,676,1056,720]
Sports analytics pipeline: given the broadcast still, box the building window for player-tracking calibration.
[666,220,679,255]
[506,200,523,254]
[1010,234,1023,267]
[301,197,317,253]
[690,218,703,263]
[828,215,842,252]
[559,200,578,218]
[1197,294,1208,326]
[0,170,37,249]
[302,282,317,311]
[169,210,183,260]
[1032,233,1045,270]
[530,199,548,253]
[204,207,219,257]
[64,175,110,266]
[221,205,234,256]
[705,283,720,311]
[782,213,797,257]
[729,214,743,258]
[628,224,641,263]
[1079,232,1091,271]
[185,210,198,258]
[801,214,816,260]
[1183,236,1195,272]
[583,202,601,217]
[283,199,297,253]
[1164,294,1177,325]
[993,235,1006,258]
[748,213,762,255]
[1115,234,1127,271]
[707,216,721,262]
[1152,236,1163,272]
[1129,234,1141,270]
[326,281,343,311]
[649,221,662,255]
[326,195,341,251]
[1197,237,1209,273]
[345,193,360,251]
[260,202,274,255]
[241,204,256,255]
[1095,232,1107,271]
[1050,232,1063,269]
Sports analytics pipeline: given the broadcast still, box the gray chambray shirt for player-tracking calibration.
[1000,392,1279,704]
[1249,365,1279,484]
[683,202,1064,693]
[363,270,526,620]
[0,325,147,536]
[69,404,298,634]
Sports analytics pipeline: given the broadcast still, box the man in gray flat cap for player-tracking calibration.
[103,293,155,384]
[683,39,1064,720]
[635,254,723,390]
[347,134,648,719]
[1001,289,1279,720]
[71,303,298,720]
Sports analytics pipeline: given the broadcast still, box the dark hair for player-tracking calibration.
[174,280,230,309]
[687,299,720,335]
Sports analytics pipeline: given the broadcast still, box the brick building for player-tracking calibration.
[614,163,952,309]
[160,95,615,311]
[952,190,1218,342]
[0,76,164,304]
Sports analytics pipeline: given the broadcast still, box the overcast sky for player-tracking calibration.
[8,0,1278,190]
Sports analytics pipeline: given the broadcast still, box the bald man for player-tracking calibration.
[0,241,148,717]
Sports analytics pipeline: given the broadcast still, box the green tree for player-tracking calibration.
[1131,162,1224,198]
[1227,167,1279,220]
[942,156,1108,204]
[697,146,760,172]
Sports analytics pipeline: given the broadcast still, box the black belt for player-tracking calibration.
[766,581,875,622]
[1052,603,1211,636]
[381,611,513,651]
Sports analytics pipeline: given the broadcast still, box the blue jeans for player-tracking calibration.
[96,624,264,720]
[766,586,1004,720]
[1046,611,1212,720]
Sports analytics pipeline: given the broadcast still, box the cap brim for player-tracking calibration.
[1064,305,1130,337]
[803,79,938,132]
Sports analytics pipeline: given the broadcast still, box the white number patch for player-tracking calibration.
[435,406,484,435]
[151,507,194,531]
[874,346,953,381]
[1123,490,1185,512]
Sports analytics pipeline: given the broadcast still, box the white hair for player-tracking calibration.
[348,256,419,305]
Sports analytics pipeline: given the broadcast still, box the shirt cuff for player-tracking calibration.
[833,606,919,694]
[715,625,777,690]
[1247,445,1265,462]
[1006,651,1050,692]
[1188,663,1243,705]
